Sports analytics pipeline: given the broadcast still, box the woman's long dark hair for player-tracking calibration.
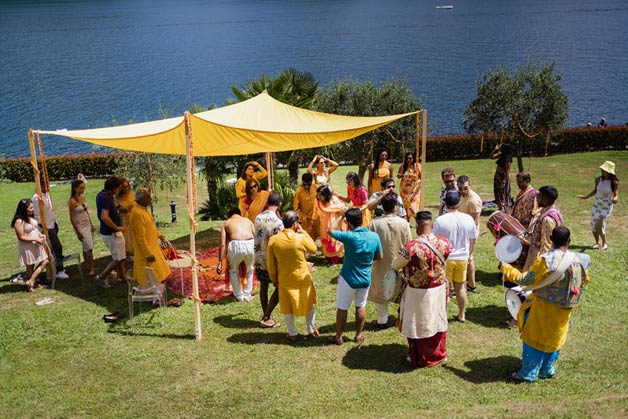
[317,185,333,203]
[345,172,363,189]
[401,152,416,174]
[371,149,389,177]
[608,173,619,193]
[69,179,85,200]
[11,199,32,228]
[239,163,255,180]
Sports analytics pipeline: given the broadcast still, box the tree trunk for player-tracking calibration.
[287,150,302,183]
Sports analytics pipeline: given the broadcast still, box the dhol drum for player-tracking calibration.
[487,211,526,239]
[505,286,532,320]
[487,211,530,268]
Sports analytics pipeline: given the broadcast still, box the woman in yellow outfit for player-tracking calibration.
[368,149,393,195]
[235,161,268,216]
[129,188,171,287]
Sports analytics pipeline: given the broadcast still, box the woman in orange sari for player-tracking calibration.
[244,178,270,222]
[397,152,422,220]
[368,149,394,195]
[313,185,346,266]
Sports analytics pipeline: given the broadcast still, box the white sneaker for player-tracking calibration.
[55,271,70,280]
[96,275,111,289]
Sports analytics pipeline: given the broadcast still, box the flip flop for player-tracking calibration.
[260,318,281,328]
[511,372,524,382]
[326,336,344,346]
[354,334,366,344]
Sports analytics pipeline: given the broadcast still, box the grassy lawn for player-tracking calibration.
[0,150,627,418]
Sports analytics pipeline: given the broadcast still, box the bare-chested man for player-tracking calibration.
[217,208,256,302]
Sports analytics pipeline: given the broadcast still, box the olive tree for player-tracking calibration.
[314,78,421,180]
[464,60,568,171]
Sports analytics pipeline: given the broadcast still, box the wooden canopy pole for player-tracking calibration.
[28,129,54,281]
[184,112,202,341]
[419,110,427,209]
[265,152,273,190]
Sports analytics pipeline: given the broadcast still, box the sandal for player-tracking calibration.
[167,298,184,307]
[370,320,389,330]
[285,334,299,343]
[326,336,344,346]
[601,243,608,251]
[25,281,35,292]
[511,372,524,382]
[260,318,281,328]
[354,334,366,344]
[306,329,319,339]
[592,243,600,249]
[453,314,466,323]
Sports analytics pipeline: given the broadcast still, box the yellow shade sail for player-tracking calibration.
[37,92,417,156]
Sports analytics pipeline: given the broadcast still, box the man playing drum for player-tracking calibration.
[510,172,539,229]
[524,186,563,270]
[500,226,590,383]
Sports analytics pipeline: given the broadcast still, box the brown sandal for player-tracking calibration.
[326,336,344,346]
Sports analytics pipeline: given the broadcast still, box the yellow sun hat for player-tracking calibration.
[599,161,616,175]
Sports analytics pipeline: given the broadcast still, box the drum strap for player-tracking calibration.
[521,251,575,292]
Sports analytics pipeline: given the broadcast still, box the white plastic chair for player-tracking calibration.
[127,267,166,330]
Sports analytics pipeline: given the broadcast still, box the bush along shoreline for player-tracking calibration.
[1,125,626,182]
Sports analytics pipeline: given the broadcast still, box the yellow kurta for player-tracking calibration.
[129,203,171,286]
[267,229,318,317]
[502,256,589,353]
[293,185,319,239]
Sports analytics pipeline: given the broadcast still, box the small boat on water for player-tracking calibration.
[436,5,454,9]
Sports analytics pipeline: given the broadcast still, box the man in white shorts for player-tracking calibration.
[327,208,383,345]
[217,208,256,302]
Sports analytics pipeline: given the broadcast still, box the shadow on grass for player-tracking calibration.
[226,331,328,347]
[0,226,223,315]
[342,343,413,374]
[475,269,502,288]
[108,328,196,340]
[443,355,520,383]
[465,304,513,328]
[213,314,263,329]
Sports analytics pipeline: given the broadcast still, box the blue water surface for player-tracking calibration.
[1,0,627,157]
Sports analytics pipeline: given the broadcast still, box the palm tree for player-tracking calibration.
[232,69,319,181]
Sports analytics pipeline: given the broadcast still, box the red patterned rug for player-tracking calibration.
[163,247,258,303]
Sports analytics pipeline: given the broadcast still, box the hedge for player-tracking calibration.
[0,153,120,182]
[1,126,626,182]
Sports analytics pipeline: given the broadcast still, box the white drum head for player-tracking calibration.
[495,235,522,263]
[505,288,523,319]
[505,286,531,320]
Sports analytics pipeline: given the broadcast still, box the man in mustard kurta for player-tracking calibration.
[267,211,318,342]
[500,226,590,383]
[129,188,171,288]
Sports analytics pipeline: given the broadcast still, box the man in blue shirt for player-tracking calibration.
[95,176,126,288]
[327,208,383,345]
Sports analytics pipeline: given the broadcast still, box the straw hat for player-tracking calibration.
[599,161,616,175]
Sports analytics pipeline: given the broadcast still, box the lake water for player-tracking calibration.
[1,0,627,158]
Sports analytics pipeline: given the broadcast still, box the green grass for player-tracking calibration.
[1,150,627,418]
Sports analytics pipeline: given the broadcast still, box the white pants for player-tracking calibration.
[284,306,316,337]
[375,302,389,324]
[227,239,254,301]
